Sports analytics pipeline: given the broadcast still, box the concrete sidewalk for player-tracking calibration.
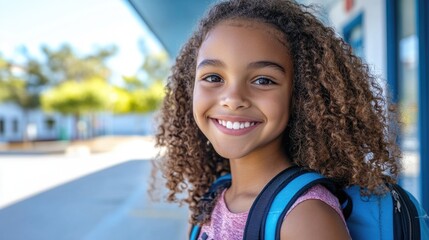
[0,136,162,208]
[0,160,188,240]
[0,136,189,239]
[0,136,157,155]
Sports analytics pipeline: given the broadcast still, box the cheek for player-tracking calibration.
[192,88,200,121]
[263,94,292,125]
[192,84,209,123]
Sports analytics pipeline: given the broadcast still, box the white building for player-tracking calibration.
[0,102,66,142]
[0,102,156,143]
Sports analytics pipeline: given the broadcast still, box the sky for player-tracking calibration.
[0,0,164,80]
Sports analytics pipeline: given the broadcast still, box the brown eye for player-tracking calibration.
[203,74,223,83]
[253,77,275,85]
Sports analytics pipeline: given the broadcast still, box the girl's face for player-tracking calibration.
[193,19,293,160]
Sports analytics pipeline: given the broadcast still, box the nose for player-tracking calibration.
[219,84,250,110]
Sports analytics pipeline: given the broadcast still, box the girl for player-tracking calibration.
[154,0,401,239]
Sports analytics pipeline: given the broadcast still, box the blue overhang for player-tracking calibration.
[126,0,214,57]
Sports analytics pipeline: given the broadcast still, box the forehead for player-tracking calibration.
[217,19,288,46]
[197,19,291,64]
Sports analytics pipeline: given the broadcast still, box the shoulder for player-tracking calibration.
[281,185,350,240]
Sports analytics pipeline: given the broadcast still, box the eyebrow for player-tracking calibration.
[197,59,286,73]
[196,59,225,69]
[248,61,285,73]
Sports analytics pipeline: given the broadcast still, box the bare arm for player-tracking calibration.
[281,200,350,240]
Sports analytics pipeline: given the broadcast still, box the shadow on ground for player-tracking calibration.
[0,160,188,240]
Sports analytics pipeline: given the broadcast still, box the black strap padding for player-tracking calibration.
[391,183,421,240]
[200,177,232,202]
[190,175,232,239]
[243,165,304,240]
[337,189,353,219]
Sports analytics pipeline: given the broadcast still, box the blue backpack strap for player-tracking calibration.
[189,225,201,240]
[268,172,335,239]
[243,165,306,240]
[189,174,232,240]
[200,173,232,202]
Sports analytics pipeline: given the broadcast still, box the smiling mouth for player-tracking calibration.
[215,119,258,130]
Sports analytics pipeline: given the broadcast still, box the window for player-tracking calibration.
[45,117,56,130]
[397,0,419,200]
[12,118,19,133]
[0,118,4,135]
[343,13,364,59]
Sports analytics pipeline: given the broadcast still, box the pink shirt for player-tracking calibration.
[198,185,346,240]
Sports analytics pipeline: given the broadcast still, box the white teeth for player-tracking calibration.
[218,120,256,130]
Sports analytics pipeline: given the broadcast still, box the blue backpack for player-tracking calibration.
[190,166,429,240]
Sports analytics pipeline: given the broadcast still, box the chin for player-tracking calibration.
[213,148,247,160]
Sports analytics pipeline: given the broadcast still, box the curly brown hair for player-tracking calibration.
[154,0,401,225]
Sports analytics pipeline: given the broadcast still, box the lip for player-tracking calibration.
[210,115,262,122]
[210,117,261,136]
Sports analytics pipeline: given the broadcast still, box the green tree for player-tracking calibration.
[0,55,12,101]
[0,53,48,106]
[0,52,49,141]
[9,58,48,109]
[139,51,169,84]
[110,86,132,113]
[40,44,117,139]
[41,78,112,139]
[113,51,169,114]
[42,44,116,83]
[128,80,164,113]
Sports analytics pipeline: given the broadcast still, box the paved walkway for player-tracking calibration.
[0,136,161,208]
[0,160,188,240]
[0,136,189,240]
[0,136,157,155]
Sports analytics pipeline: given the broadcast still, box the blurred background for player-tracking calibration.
[0,0,428,239]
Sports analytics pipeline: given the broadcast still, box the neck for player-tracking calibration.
[227,149,292,198]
